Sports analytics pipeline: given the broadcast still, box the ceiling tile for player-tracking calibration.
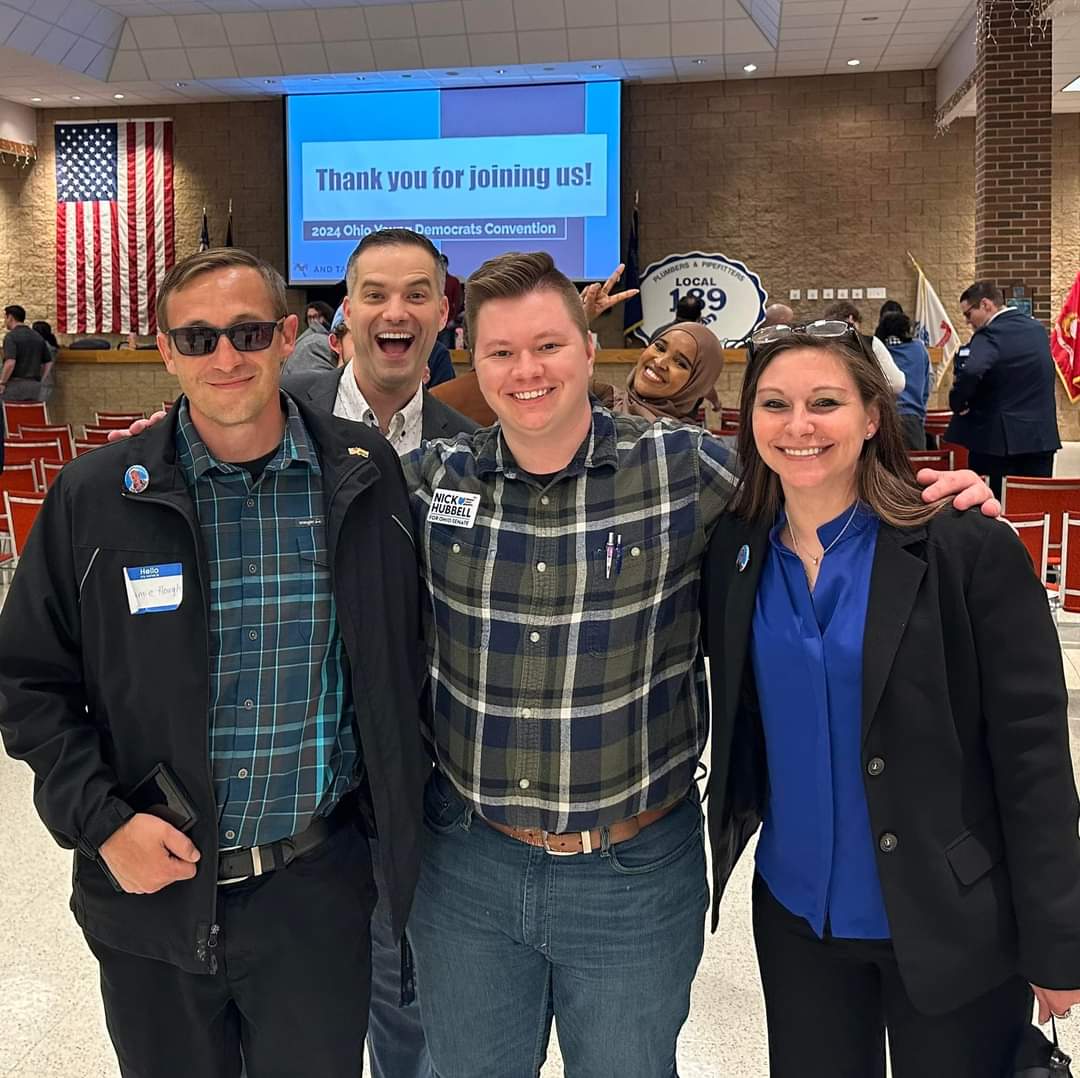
[63,34,102,69]
[278,39,327,71]
[468,28,516,64]
[35,23,77,61]
[565,0,614,28]
[462,0,513,34]
[187,43,235,74]
[670,19,722,56]
[7,15,53,51]
[108,47,147,77]
[270,9,321,41]
[84,44,111,76]
[364,2,416,38]
[118,21,138,46]
[513,0,562,31]
[314,8,367,39]
[568,24,617,59]
[419,32,469,65]
[0,5,20,37]
[139,46,191,77]
[371,34,422,67]
[175,12,225,44]
[618,22,669,58]
[231,40,281,73]
[222,11,273,43]
[59,0,99,34]
[617,0,669,26]
[412,0,463,36]
[32,0,71,24]
[517,27,567,62]
[130,15,182,47]
[323,36,374,69]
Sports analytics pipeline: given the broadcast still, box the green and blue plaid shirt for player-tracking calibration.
[404,403,739,833]
[176,396,358,848]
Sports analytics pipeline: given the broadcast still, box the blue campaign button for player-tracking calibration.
[736,544,751,573]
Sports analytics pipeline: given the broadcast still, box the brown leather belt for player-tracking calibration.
[482,801,678,856]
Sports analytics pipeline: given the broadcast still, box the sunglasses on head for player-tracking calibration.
[750,319,875,362]
[166,319,284,357]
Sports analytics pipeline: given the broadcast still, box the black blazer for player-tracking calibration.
[284,366,478,442]
[946,308,1061,456]
[702,507,1080,1014]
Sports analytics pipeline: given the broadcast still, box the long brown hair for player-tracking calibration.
[729,330,949,528]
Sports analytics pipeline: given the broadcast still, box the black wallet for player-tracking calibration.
[125,763,198,833]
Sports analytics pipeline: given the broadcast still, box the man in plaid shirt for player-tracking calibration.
[403,252,996,1078]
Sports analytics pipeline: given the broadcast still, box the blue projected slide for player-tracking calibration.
[284,82,621,284]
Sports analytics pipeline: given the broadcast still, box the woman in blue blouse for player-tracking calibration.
[701,321,1080,1076]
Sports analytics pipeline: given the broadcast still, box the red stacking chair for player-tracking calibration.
[908,449,954,472]
[1002,477,1080,574]
[81,428,112,445]
[19,424,75,461]
[2,400,48,434]
[0,462,40,495]
[1060,514,1080,614]
[939,440,969,471]
[73,440,99,456]
[1003,513,1050,581]
[95,412,144,429]
[3,438,64,466]
[38,460,64,489]
[0,491,45,577]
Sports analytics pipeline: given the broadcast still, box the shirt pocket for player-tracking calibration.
[583,533,663,658]
[424,523,489,649]
[287,529,333,646]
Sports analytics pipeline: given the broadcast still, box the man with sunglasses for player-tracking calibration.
[0,247,428,1078]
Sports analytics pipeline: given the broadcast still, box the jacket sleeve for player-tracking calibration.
[949,332,997,413]
[919,344,932,413]
[0,478,133,856]
[967,519,1080,988]
[872,336,906,395]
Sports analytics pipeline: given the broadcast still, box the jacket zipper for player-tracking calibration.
[122,490,220,970]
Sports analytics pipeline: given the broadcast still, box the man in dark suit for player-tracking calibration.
[284,227,473,1078]
[947,281,1061,498]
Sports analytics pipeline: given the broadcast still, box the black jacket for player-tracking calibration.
[947,308,1061,456]
[0,398,428,973]
[702,508,1080,1014]
[284,367,478,442]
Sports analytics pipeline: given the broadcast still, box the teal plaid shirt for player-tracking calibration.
[404,403,739,833]
[176,396,358,848]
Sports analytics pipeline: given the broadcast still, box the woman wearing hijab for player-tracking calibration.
[618,321,726,424]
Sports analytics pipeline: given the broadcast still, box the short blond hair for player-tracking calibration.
[156,248,287,331]
[465,252,587,347]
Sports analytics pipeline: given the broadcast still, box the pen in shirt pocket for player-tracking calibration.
[604,532,624,580]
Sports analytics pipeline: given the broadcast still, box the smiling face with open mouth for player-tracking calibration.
[631,328,697,401]
[344,243,448,404]
[752,346,879,507]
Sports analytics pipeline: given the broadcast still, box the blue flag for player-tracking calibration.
[623,195,643,344]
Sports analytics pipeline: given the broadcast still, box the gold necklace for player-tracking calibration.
[788,503,860,566]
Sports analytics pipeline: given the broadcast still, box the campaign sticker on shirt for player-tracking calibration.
[123,563,183,615]
[428,489,481,529]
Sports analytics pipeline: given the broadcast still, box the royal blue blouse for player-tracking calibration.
[751,502,890,939]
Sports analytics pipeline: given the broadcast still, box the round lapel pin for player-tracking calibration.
[124,464,150,494]
[736,544,751,573]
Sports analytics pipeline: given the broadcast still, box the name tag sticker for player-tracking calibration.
[428,488,481,529]
[123,563,184,615]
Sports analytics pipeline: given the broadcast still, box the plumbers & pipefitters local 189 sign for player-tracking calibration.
[633,251,768,345]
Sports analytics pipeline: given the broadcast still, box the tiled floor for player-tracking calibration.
[3,623,1080,1076]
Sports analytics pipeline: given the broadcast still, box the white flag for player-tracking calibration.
[911,257,960,385]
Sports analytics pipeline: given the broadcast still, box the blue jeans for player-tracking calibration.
[407,771,708,1078]
[367,840,434,1078]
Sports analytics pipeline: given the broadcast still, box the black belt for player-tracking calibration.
[217,801,351,883]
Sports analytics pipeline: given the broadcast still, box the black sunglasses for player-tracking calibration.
[166,319,284,357]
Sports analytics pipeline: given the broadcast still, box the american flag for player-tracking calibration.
[55,119,174,335]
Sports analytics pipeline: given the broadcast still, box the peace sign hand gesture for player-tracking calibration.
[581,263,639,325]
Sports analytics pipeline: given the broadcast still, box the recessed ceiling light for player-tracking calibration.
[847,58,861,66]
[693,58,706,65]
[113,93,125,99]
[70,95,81,100]
[1064,76,1080,92]
[30,96,41,102]
[743,63,757,73]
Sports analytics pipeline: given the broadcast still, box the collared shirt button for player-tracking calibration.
[867,756,885,777]
[245,498,255,508]
[879,832,898,853]
[536,561,547,573]
[243,698,254,710]
[521,707,532,718]
[248,629,257,641]
[237,768,248,779]
[630,546,641,558]
[529,631,540,643]
[518,778,530,790]
[225,830,236,841]
[247,563,257,574]
[540,495,550,506]
[452,542,461,554]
